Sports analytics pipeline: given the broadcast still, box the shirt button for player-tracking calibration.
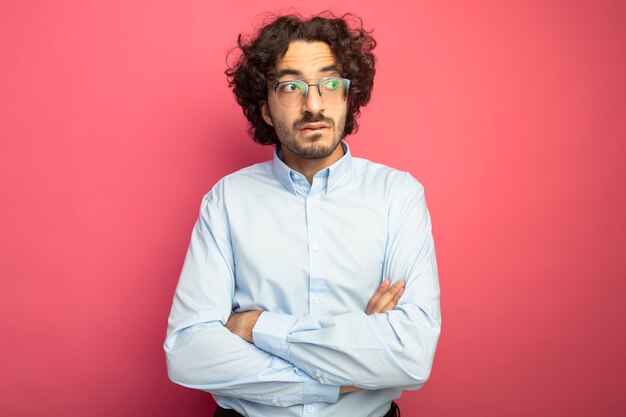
[272,399,278,405]
[307,405,315,412]
[312,243,319,251]
[314,370,321,378]
[312,296,320,304]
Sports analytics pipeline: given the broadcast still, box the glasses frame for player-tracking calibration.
[271,77,351,107]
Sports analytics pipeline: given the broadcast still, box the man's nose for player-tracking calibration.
[302,85,325,114]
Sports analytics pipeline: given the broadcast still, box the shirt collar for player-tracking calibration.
[271,141,353,196]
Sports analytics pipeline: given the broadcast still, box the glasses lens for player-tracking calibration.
[275,81,307,107]
[320,78,349,105]
[274,78,350,107]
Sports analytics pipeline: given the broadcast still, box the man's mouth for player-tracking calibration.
[299,123,330,132]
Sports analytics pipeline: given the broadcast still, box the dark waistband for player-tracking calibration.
[214,401,400,417]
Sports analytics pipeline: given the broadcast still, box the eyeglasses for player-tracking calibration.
[271,77,351,108]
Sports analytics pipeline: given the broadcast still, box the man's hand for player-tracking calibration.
[366,279,405,315]
[340,386,363,394]
[225,310,263,343]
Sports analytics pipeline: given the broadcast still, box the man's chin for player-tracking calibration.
[300,141,341,160]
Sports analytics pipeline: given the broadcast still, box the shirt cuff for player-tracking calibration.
[253,311,296,360]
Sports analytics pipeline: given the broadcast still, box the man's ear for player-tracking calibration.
[260,101,274,126]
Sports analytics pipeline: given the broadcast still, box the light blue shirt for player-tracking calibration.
[164,142,441,417]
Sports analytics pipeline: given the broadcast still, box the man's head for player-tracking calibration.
[226,13,376,151]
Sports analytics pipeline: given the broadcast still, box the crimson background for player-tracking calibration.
[1,1,625,416]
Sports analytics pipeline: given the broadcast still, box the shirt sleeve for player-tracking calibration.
[252,175,441,390]
[164,186,340,406]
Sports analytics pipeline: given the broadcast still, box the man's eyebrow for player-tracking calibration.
[320,64,340,73]
[274,69,302,79]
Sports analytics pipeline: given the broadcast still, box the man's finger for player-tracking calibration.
[382,287,405,312]
[366,279,390,314]
[374,280,405,313]
[368,280,405,314]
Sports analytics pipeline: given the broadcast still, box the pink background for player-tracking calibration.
[1,0,625,416]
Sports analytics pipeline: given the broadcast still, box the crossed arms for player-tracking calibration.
[164,177,441,406]
[225,279,406,394]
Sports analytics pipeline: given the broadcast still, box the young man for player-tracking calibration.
[165,13,441,417]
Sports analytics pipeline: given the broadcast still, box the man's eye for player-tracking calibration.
[281,83,303,93]
[324,79,339,89]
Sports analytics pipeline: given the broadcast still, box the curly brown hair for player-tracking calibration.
[225,12,377,145]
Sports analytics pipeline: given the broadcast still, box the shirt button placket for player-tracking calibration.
[304,403,318,417]
[306,193,324,317]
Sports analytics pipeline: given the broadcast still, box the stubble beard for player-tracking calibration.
[274,112,346,160]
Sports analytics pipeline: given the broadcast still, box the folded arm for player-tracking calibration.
[165,321,339,406]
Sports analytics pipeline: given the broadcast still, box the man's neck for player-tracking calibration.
[282,143,345,184]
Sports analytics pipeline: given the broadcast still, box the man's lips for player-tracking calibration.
[299,123,330,131]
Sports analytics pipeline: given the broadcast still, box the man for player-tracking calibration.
[164,13,441,417]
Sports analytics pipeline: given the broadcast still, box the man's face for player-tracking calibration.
[260,41,348,163]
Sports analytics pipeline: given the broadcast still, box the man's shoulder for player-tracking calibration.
[202,160,273,205]
[351,156,425,193]
[223,160,274,183]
